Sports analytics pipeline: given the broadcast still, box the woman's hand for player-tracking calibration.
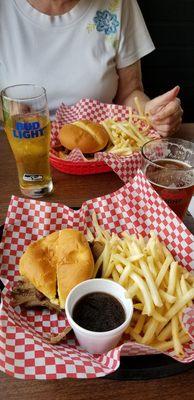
[145,86,183,137]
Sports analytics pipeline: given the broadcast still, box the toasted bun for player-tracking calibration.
[58,120,109,153]
[19,229,94,309]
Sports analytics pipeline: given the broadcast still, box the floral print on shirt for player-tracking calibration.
[87,0,120,49]
[93,10,119,35]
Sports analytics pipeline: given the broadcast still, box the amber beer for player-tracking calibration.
[146,159,193,219]
[141,139,194,220]
[1,85,53,198]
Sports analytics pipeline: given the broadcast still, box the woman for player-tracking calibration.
[0,0,183,136]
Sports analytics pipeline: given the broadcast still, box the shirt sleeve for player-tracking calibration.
[116,0,155,69]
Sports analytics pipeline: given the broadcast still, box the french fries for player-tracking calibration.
[101,98,153,156]
[89,214,194,358]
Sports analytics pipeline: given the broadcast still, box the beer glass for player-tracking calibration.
[141,138,194,219]
[1,84,53,198]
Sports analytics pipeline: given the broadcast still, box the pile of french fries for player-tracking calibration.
[101,97,152,156]
[88,214,194,358]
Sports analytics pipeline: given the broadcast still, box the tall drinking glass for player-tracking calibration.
[1,84,53,198]
[141,138,194,219]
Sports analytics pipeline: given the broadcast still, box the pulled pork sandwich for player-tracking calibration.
[57,120,109,159]
[12,229,94,311]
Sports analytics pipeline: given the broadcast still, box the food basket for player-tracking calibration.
[0,171,193,380]
[49,98,158,178]
[50,148,111,175]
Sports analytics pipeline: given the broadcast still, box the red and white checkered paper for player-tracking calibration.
[0,171,194,380]
[50,98,158,181]
[182,307,194,342]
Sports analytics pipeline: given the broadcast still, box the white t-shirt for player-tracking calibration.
[0,0,155,118]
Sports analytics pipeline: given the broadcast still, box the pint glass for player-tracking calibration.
[1,84,53,198]
[141,138,194,219]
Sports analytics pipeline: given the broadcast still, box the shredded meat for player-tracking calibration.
[49,326,72,344]
[12,278,60,312]
[90,241,105,262]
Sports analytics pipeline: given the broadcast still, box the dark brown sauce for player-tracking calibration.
[72,292,126,332]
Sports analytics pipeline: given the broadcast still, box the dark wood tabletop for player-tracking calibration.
[0,124,194,400]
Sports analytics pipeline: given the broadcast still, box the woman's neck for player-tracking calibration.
[27,0,80,16]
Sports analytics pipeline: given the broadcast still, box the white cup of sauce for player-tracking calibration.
[65,278,133,354]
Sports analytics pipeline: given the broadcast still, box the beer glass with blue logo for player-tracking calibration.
[1,84,53,197]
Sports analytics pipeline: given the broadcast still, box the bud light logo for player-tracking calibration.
[13,121,44,139]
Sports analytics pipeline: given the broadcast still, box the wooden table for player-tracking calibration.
[0,124,194,400]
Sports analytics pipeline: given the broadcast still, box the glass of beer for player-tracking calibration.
[141,138,194,219]
[1,84,53,198]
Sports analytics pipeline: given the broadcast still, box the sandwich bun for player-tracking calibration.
[19,229,94,309]
[58,120,109,153]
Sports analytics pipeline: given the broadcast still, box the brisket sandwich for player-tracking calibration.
[12,229,94,311]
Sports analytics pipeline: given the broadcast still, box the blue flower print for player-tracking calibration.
[93,10,119,35]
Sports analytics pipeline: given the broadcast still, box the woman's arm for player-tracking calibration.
[115,61,183,136]
[114,60,150,110]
